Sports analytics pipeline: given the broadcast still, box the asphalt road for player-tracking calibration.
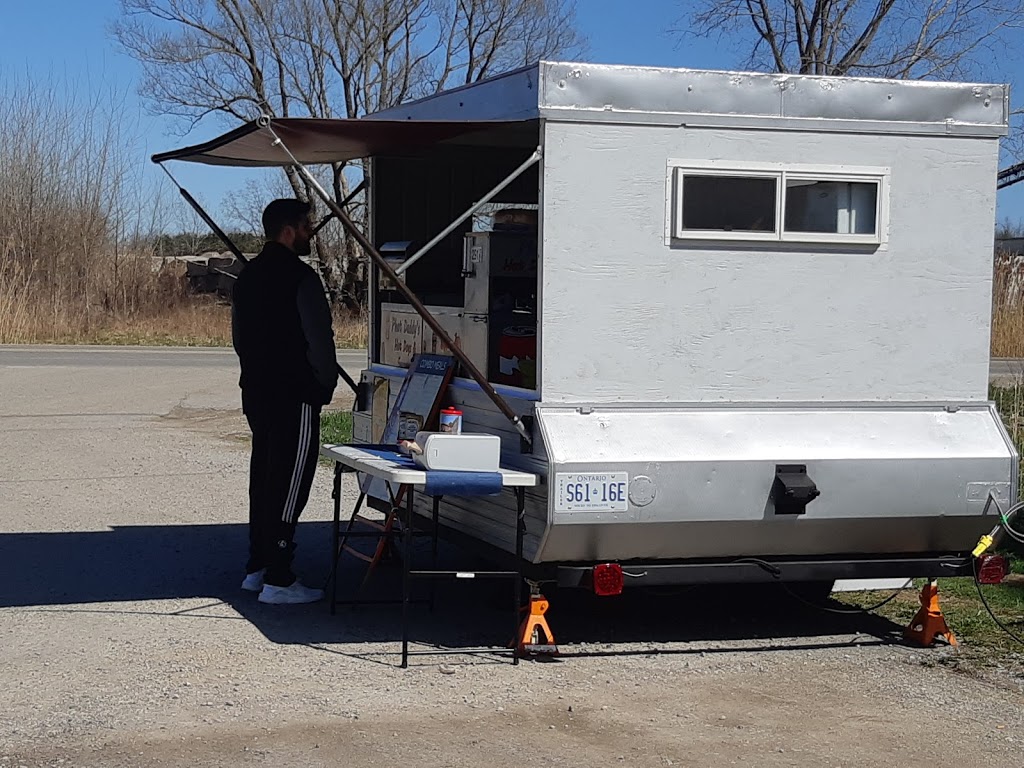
[0,344,367,370]
[991,357,1024,381]
[2,346,1022,385]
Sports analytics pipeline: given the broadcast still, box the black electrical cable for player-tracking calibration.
[733,557,912,615]
[731,558,782,577]
[1001,515,1024,544]
[983,498,1024,544]
[960,497,1024,645]
[972,560,1024,647]
[781,582,909,615]
[743,552,1024,644]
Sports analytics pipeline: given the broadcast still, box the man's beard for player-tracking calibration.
[294,236,312,256]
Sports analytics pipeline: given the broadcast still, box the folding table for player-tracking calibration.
[320,443,539,667]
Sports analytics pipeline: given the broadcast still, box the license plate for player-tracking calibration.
[554,472,628,512]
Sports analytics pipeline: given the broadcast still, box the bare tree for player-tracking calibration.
[676,0,1022,80]
[431,0,583,90]
[222,176,294,238]
[112,0,585,307]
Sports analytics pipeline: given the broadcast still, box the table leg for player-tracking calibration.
[328,471,363,611]
[514,486,525,665]
[402,484,413,669]
[331,463,341,615]
[430,496,442,612]
[431,496,441,567]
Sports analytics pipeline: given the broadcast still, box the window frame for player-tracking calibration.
[672,167,783,243]
[667,160,890,247]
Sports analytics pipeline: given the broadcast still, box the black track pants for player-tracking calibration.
[244,397,321,586]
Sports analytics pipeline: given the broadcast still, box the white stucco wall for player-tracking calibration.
[539,121,999,403]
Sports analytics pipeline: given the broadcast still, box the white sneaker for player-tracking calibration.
[241,568,265,592]
[258,580,324,605]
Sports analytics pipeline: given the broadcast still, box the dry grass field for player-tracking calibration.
[0,260,367,348]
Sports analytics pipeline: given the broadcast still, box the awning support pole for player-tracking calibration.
[260,116,532,445]
[156,160,361,397]
[312,179,367,236]
[394,149,541,277]
[158,163,248,264]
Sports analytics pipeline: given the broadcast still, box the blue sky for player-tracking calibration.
[4,0,1024,228]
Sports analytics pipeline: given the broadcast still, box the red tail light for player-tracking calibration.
[592,563,624,596]
[978,554,1010,585]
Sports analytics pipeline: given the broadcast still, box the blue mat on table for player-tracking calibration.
[356,445,503,497]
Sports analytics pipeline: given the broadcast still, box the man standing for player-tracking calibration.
[231,198,338,604]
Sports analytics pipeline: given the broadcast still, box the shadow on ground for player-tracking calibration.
[0,522,911,664]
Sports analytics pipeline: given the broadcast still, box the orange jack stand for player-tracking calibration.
[517,593,558,656]
[904,580,957,648]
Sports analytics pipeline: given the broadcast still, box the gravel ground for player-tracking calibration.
[2,352,1023,767]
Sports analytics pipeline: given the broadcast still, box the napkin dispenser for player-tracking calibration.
[411,432,501,472]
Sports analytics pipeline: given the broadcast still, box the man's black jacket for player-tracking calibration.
[231,241,338,409]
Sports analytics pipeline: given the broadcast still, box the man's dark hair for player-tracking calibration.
[262,198,313,239]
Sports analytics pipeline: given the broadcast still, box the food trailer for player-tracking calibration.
[154,60,1018,600]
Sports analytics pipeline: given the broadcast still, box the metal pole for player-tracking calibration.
[260,117,533,445]
[402,485,414,668]
[331,464,341,615]
[156,160,361,397]
[158,164,248,264]
[312,179,367,236]
[514,486,525,666]
[394,150,541,277]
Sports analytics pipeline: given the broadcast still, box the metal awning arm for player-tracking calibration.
[312,179,367,235]
[394,149,541,276]
[157,163,249,264]
[259,116,533,445]
[155,160,361,397]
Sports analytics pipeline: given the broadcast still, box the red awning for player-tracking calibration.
[151,117,532,167]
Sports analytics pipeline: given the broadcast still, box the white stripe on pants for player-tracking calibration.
[282,402,312,523]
